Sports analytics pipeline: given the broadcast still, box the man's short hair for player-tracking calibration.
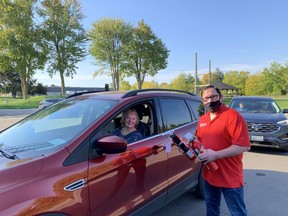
[200,85,222,97]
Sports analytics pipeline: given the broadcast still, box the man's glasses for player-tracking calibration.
[202,94,219,102]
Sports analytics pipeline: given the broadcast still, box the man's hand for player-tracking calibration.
[198,149,217,163]
[198,145,250,163]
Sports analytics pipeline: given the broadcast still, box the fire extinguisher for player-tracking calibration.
[170,132,218,171]
[189,138,218,171]
[169,132,196,161]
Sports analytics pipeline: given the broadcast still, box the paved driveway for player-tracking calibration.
[150,147,288,215]
[0,109,37,131]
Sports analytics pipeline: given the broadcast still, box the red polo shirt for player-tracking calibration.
[196,104,250,188]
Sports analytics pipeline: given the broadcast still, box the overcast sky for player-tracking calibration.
[35,0,288,87]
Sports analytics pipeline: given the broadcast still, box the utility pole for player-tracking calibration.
[209,60,211,85]
[194,52,198,95]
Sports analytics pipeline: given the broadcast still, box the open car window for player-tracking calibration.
[97,102,153,143]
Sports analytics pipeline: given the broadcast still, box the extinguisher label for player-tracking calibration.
[165,142,171,153]
[186,150,195,159]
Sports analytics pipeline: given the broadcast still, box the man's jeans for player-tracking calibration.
[204,180,248,216]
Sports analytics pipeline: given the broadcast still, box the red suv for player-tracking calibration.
[0,89,204,216]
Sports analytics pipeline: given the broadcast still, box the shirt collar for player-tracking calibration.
[217,103,228,114]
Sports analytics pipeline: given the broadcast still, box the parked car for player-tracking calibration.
[38,98,64,110]
[0,89,204,216]
[229,96,288,151]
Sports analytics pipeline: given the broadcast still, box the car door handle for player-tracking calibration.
[64,179,86,191]
[152,145,165,154]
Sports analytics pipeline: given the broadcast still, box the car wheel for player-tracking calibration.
[194,168,204,199]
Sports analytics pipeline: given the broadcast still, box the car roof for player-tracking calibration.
[231,96,273,101]
[66,89,201,101]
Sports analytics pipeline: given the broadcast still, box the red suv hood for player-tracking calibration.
[0,156,45,190]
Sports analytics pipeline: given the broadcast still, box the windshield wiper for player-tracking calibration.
[0,149,19,160]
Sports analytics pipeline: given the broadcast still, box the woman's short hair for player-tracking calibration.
[120,109,140,127]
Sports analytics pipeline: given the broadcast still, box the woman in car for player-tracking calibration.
[235,102,248,112]
[112,109,142,143]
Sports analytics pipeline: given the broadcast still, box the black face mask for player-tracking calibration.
[204,100,222,113]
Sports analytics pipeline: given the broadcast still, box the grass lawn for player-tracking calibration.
[274,98,288,110]
[0,95,288,110]
[0,96,64,109]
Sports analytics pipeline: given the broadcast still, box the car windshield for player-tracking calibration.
[230,99,281,113]
[0,97,117,159]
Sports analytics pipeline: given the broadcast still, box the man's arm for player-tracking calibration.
[199,145,250,162]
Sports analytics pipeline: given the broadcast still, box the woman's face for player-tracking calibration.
[124,111,138,129]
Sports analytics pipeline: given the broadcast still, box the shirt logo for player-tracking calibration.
[200,123,207,128]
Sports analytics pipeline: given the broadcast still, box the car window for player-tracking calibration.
[159,98,192,131]
[186,99,204,120]
[0,98,117,158]
[230,100,251,111]
[98,102,153,142]
[231,99,281,113]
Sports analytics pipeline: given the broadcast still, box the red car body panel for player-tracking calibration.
[1,148,91,216]
[88,137,168,215]
[167,122,201,190]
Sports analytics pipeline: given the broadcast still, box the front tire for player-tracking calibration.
[194,168,204,199]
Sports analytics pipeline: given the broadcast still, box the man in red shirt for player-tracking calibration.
[196,85,250,216]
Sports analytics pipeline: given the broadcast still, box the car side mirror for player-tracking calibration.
[96,135,127,154]
[282,109,288,114]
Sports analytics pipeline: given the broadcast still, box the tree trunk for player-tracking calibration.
[20,74,28,99]
[111,66,119,91]
[60,71,66,95]
[136,72,145,90]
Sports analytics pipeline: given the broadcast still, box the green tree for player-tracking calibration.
[0,0,47,99]
[159,82,170,89]
[119,80,131,91]
[29,82,47,95]
[262,62,287,95]
[38,0,87,95]
[124,20,169,89]
[88,18,133,91]
[283,62,288,90]
[170,73,195,92]
[211,67,224,83]
[245,73,265,95]
[142,81,159,89]
[0,71,21,98]
[223,71,250,95]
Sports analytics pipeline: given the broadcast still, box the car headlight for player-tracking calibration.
[277,120,288,126]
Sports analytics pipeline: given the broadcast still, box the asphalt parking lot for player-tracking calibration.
[151,147,288,216]
[1,109,288,215]
[0,109,37,131]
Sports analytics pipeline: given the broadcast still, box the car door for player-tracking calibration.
[87,101,168,216]
[158,98,202,201]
